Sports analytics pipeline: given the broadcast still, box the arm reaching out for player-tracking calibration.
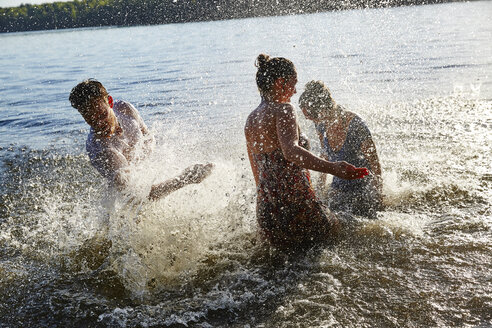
[276,104,368,179]
[148,163,214,201]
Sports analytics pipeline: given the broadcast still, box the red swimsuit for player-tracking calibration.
[253,147,337,248]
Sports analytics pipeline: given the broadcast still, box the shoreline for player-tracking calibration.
[0,0,469,34]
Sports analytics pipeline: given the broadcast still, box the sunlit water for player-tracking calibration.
[1,1,491,327]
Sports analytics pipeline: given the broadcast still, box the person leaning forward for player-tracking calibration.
[69,79,213,201]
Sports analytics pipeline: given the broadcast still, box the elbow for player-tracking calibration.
[282,150,297,163]
[281,147,303,164]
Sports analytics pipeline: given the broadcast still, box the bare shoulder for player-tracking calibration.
[274,102,296,120]
[276,102,295,113]
[351,112,370,128]
[245,103,265,130]
[342,108,357,121]
[245,107,257,125]
[114,100,140,118]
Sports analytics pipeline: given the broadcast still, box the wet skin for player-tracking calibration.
[245,76,368,186]
[82,95,120,138]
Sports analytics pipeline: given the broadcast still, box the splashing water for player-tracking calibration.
[1,2,491,326]
[1,94,490,326]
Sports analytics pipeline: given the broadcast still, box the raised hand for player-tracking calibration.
[181,163,215,184]
[332,161,369,180]
[148,163,215,201]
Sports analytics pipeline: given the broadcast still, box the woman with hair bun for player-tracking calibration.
[299,80,383,217]
[244,54,369,248]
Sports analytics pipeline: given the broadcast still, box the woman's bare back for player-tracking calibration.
[245,100,288,154]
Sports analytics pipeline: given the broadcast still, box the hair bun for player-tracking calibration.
[256,53,270,69]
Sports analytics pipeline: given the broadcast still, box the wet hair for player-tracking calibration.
[69,79,108,115]
[299,80,335,120]
[255,54,297,95]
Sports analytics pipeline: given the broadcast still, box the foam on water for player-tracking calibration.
[103,158,256,298]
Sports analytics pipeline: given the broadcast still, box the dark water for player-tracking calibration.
[1,2,491,327]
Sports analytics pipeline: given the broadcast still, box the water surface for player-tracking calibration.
[0,2,491,327]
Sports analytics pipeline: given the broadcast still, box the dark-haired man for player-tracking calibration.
[69,79,213,200]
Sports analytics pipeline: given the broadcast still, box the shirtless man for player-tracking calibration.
[69,79,213,200]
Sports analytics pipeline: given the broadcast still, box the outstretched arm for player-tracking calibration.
[148,163,214,201]
[276,104,368,180]
[106,154,213,201]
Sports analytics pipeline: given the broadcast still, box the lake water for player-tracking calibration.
[0,1,491,327]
